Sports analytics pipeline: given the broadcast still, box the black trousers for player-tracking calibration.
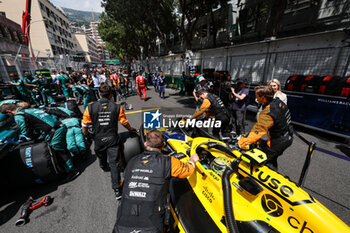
[111,88,117,102]
[212,115,230,138]
[231,109,245,135]
[95,146,121,190]
[260,134,293,170]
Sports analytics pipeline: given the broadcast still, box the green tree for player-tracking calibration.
[98,13,140,60]
[176,0,227,50]
[99,0,227,57]
[100,0,177,59]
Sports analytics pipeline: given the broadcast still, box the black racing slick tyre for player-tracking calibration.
[119,131,143,163]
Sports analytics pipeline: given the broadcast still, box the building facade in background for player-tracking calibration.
[73,33,100,64]
[85,21,110,61]
[1,0,76,60]
[0,14,30,82]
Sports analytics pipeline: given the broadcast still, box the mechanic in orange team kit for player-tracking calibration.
[136,71,147,101]
[111,71,120,88]
[238,85,293,170]
[192,89,231,139]
[113,129,199,233]
[81,83,137,200]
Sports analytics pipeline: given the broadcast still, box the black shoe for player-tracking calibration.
[114,188,122,200]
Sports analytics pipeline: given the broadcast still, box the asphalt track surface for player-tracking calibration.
[0,86,349,232]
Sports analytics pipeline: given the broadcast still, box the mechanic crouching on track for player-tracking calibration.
[113,129,199,233]
[192,89,231,139]
[0,102,78,178]
[238,85,293,170]
[81,83,137,200]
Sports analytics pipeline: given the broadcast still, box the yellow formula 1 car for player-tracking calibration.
[131,126,350,233]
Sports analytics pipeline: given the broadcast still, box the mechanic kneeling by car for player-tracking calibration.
[238,85,293,170]
[113,129,199,233]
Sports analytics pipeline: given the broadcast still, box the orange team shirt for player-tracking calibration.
[238,105,274,148]
[111,74,120,86]
[82,105,129,127]
[171,157,195,178]
[192,98,211,118]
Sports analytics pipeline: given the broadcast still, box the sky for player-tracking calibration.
[50,0,103,13]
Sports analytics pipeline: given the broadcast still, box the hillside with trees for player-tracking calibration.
[62,7,101,27]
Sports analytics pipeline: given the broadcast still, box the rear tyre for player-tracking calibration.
[119,131,142,164]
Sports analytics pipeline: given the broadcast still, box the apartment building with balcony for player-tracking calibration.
[1,0,76,59]
[73,33,100,64]
[85,21,110,61]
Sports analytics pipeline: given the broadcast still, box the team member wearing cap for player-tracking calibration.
[193,76,209,110]
[81,84,137,200]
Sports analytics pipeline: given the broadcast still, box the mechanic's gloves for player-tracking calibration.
[238,135,250,150]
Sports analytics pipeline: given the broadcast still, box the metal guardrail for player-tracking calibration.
[0,54,85,83]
